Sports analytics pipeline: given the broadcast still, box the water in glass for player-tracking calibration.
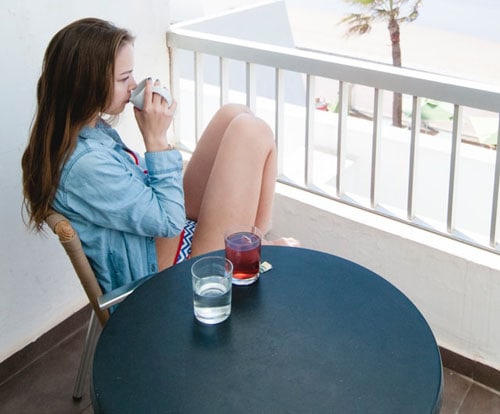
[193,275,231,324]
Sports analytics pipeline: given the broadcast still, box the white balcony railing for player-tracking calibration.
[167,26,500,255]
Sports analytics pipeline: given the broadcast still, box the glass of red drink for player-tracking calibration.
[224,225,262,285]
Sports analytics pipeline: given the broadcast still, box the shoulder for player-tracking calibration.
[71,124,123,162]
[60,128,128,182]
[66,139,117,171]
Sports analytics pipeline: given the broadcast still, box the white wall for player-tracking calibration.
[0,0,171,362]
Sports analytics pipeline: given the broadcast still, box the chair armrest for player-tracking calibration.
[97,273,156,311]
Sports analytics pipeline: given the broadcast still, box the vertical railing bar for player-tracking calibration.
[246,62,256,112]
[219,57,229,106]
[336,81,348,197]
[489,114,500,247]
[305,75,315,187]
[447,104,462,233]
[275,68,285,176]
[370,88,383,208]
[407,95,421,220]
[168,45,181,146]
[194,52,204,144]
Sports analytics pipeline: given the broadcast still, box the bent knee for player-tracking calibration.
[216,103,253,120]
[229,112,274,144]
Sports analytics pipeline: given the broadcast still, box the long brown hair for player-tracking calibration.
[21,18,134,231]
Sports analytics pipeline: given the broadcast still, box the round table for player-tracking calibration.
[92,246,442,413]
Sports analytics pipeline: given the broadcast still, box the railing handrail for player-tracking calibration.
[168,27,500,113]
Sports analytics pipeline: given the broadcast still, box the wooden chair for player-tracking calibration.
[45,210,152,400]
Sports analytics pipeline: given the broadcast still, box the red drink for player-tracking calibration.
[225,230,261,285]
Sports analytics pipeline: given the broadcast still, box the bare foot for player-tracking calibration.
[263,237,300,247]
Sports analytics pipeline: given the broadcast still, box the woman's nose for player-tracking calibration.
[130,77,138,91]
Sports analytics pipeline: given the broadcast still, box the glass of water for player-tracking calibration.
[191,256,232,324]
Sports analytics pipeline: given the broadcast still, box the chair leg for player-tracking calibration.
[73,310,100,401]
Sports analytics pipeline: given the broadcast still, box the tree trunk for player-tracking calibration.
[388,18,403,127]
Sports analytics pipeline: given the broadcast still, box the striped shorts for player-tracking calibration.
[174,219,197,265]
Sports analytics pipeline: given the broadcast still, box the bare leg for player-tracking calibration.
[183,104,253,219]
[157,104,298,267]
[183,104,278,256]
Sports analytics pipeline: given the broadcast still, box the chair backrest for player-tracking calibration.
[45,210,109,326]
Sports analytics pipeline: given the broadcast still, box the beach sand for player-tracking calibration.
[287,8,500,87]
[196,1,500,85]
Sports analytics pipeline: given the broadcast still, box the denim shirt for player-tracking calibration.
[52,122,185,293]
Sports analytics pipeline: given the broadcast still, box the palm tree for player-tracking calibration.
[340,0,422,127]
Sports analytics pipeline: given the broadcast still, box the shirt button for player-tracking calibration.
[151,264,156,272]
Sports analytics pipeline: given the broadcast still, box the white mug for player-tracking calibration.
[130,78,172,110]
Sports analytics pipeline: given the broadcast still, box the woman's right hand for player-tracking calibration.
[133,78,177,152]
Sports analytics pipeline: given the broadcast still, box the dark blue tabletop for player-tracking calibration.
[92,246,442,413]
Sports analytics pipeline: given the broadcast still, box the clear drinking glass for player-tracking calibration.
[191,256,232,324]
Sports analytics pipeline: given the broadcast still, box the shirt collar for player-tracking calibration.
[79,120,123,146]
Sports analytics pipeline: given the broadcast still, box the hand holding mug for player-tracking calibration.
[132,78,177,152]
[130,78,173,110]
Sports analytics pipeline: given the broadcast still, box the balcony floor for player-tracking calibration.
[1,307,499,413]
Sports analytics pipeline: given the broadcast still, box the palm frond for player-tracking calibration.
[340,0,422,34]
[348,23,372,35]
[340,13,373,35]
[343,0,376,5]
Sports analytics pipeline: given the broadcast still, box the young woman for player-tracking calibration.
[22,18,297,293]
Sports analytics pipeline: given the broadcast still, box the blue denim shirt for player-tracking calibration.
[52,122,185,293]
